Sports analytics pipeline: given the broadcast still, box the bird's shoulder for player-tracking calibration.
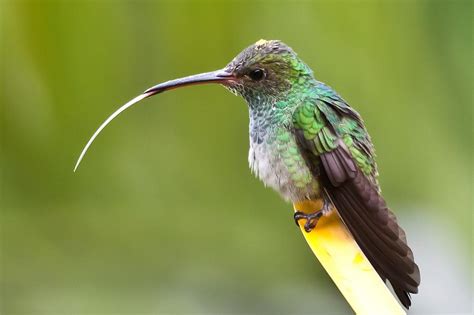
[292,82,378,184]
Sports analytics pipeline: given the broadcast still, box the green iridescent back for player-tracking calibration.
[293,82,379,186]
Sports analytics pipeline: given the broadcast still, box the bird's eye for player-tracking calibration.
[248,68,265,81]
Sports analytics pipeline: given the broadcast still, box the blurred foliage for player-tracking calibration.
[1,0,472,314]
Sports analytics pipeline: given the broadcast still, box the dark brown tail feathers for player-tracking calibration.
[320,147,421,309]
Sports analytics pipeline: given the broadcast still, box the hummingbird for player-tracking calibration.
[75,39,420,308]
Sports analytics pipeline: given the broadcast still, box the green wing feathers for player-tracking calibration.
[293,89,376,181]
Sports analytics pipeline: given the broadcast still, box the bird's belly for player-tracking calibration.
[248,140,320,202]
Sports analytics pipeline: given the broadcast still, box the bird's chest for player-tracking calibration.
[248,126,320,202]
[248,141,286,191]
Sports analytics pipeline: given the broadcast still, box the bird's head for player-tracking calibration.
[74,40,313,171]
[221,40,314,100]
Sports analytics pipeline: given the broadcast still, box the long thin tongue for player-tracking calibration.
[73,92,152,172]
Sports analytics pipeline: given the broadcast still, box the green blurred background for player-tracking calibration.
[1,0,472,314]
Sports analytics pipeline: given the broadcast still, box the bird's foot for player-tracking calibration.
[293,199,332,233]
[294,210,323,232]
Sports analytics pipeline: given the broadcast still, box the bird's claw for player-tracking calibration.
[294,210,323,233]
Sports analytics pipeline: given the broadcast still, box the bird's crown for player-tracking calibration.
[226,39,296,73]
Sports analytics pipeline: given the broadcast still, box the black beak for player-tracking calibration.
[144,69,234,96]
[74,68,235,172]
